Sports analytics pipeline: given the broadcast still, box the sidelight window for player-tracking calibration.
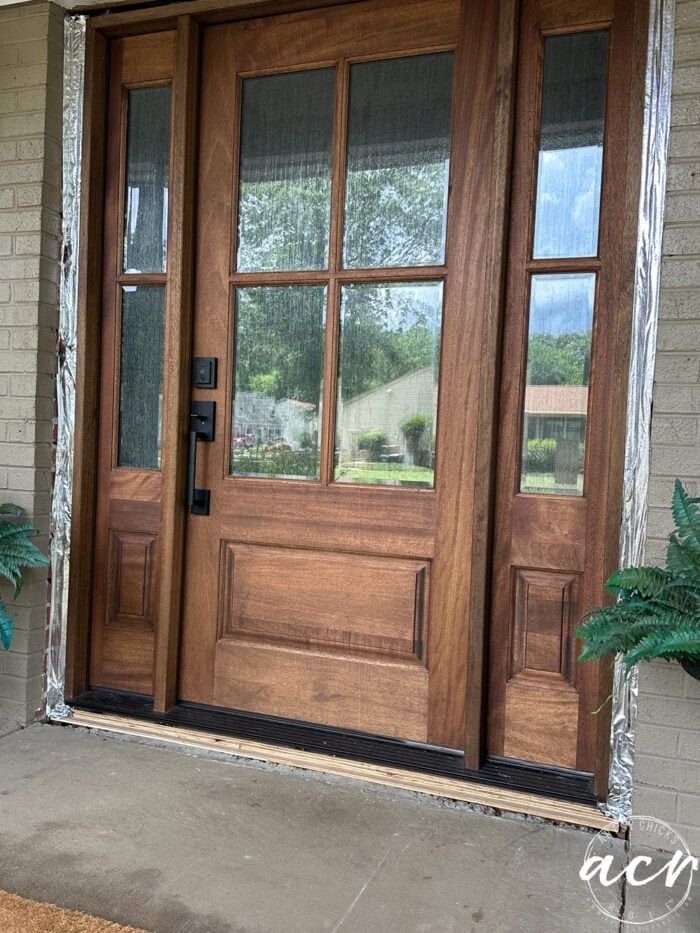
[519,30,608,496]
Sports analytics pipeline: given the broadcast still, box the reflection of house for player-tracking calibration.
[234,392,318,448]
[523,384,588,441]
[337,366,437,457]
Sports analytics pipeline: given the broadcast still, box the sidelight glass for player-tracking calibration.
[236,69,335,273]
[118,286,165,469]
[343,53,454,270]
[123,86,171,274]
[334,282,442,487]
[532,31,608,260]
[231,286,326,479]
[520,273,595,496]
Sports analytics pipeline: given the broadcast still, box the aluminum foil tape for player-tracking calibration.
[47,15,86,719]
[604,0,676,824]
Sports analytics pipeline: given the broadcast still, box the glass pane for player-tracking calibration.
[343,54,453,270]
[118,286,165,469]
[231,286,326,479]
[236,69,335,273]
[520,274,595,496]
[532,31,608,260]
[334,282,442,487]
[123,86,171,273]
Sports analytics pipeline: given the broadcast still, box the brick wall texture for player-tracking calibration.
[0,1,62,734]
[632,0,700,852]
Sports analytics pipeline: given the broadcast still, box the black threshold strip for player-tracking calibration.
[70,688,597,806]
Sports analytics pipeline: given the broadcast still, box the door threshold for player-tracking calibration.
[57,709,613,830]
[58,692,612,831]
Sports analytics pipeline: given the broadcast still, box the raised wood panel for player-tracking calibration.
[503,681,579,770]
[107,530,157,626]
[511,569,580,686]
[218,543,428,660]
[213,639,429,741]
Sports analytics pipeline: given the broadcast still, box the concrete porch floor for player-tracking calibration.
[0,725,696,932]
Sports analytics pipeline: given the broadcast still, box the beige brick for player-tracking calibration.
[679,730,700,761]
[631,786,678,823]
[665,191,700,223]
[677,794,700,827]
[636,695,699,730]
[666,162,700,191]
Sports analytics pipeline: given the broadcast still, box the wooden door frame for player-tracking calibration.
[64,0,646,791]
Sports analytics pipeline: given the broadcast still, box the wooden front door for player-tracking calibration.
[175,0,497,747]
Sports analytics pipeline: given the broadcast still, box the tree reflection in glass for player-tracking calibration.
[343,53,453,269]
[521,274,595,495]
[236,69,335,273]
[335,282,442,487]
[231,286,326,479]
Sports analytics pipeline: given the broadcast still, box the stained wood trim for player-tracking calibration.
[62,710,616,830]
[153,16,201,712]
[71,0,370,35]
[425,0,501,750]
[65,26,109,700]
[462,0,519,770]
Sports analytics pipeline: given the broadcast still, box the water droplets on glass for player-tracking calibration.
[231,286,326,480]
[343,54,453,270]
[237,69,335,273]
[118,286,165,469]
[123,86,171,274]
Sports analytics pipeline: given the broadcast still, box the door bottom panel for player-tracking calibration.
[71,687,596,805]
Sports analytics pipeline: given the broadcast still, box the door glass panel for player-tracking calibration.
[343,54,453,270]
[532,31,608,260]
[236,69,335,273]
[231,286,326,479]
[123,86,171,274]
[118,286,165,469]
[520,273,595,495]
[334,282,442,487]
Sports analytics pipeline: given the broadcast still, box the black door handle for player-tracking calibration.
[187,400,215,515]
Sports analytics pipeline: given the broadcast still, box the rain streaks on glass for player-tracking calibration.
[231,286,326,480]
[123,86,171,274]
[335,282,442,487]
[520,273,595,496]
[236,69,335,273]
[118,286,165,469]
[343,53,454,269]
[532,31,608,259]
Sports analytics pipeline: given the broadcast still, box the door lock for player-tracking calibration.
[187,400,215,515]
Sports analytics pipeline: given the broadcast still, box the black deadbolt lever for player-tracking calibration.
[187,400,215,515]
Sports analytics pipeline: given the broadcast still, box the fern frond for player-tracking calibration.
[0,597,12,650]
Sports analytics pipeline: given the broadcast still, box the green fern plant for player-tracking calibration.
[577,480,700,674]
[0,504,50,650]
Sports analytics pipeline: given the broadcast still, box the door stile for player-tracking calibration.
[154,15,201,712]
[319,59,349,486]
[462,0,520,769]
[66,24,109,700]
[425,0,502,752]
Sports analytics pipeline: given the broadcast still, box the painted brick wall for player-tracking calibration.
[0,0,62,734]
[632,0,700,852]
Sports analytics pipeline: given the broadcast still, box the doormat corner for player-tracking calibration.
[0,890,151,933]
